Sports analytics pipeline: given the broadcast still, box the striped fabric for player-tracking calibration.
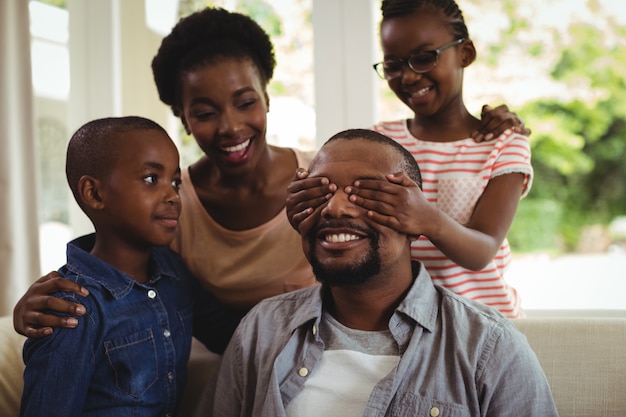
[373,120,533,318]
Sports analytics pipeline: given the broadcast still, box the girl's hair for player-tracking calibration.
[380,0,469,40]
[151,7,276,116]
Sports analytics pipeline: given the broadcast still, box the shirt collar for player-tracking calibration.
[394,261,439,333]
[64,234,180,299]
[282,261,439,338]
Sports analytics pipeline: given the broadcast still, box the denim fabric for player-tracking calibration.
[212,262,558,417]
[21,234,194,417]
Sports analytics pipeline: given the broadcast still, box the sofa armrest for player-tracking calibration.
[0,315,26,417]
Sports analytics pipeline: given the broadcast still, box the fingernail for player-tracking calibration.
[80,288,89,296]
[485,133,494,141]
[66,318,78,327]
[75,305,86,315]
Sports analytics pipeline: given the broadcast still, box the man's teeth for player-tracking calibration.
[222,139,250,153]
[325,233,359,243]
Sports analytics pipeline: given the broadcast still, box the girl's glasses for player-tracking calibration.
[373,38,465,80]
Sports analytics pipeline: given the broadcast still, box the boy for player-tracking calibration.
[21,116,196,416]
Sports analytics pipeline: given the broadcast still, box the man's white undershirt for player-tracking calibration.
[285,311,400,417]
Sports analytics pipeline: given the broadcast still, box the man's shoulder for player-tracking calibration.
[241,285,322,328]
[254,285,321,310]
[432,285,536,376]
[435,285,517,334]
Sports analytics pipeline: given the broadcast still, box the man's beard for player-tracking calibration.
[309,232,381,287]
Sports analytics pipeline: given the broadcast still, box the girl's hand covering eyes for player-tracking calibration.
[285,168,336,232]
[346,172,426,241]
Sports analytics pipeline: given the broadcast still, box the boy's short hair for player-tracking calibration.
[65,116,168,209]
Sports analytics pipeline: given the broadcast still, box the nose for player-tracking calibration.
[321,188,359,219]
[218,108,243,137]
[165,186,181,207]
[400,63,422,83]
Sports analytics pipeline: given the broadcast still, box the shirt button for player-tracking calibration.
[167,372,174,382]
[147,289,157,299]
[312,324,317,336]
[298,367,309,377]
[430,406,440,417]
[163,329,171,338]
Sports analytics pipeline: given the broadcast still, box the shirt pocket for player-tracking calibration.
[104,328,158,397]
[436,176,485,224]
[388,392,471,417]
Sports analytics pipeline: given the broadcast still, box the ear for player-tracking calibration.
[78,175,105,210]
[264,91,270,113]
[460,39,477,68]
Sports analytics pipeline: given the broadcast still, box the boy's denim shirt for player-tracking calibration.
[21,234,194,417]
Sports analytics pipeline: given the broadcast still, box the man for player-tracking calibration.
[210,128,558,417]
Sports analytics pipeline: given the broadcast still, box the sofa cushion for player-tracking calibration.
[0,315,26,417]
[513,318,626,417]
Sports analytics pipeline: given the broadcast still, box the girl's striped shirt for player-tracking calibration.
[373,120,533,318]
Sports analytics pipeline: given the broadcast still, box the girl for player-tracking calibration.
[287,0,531,318]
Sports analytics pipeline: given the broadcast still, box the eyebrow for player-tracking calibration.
[190,86,257,106]
[141,162,181,174]
[233,86,257,97]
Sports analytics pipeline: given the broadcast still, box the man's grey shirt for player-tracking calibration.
[211,262,558,417]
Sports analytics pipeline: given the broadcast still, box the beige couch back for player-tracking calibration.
[3,315,626,416]
[513,318,626,417]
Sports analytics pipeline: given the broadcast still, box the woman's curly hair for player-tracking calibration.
[151,7,276,116]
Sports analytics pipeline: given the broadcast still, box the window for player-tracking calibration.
[29,0,626,316]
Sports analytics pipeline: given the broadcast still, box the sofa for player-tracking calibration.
[2,314,626,416]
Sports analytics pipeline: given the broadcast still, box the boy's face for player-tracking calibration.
[98,129,181,249]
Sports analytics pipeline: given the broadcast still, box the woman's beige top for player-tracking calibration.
[171,148,317,311]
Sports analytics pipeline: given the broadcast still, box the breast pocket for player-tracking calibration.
[436,176,485,224]
[104,328,158,397]
[389,392,471,417]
